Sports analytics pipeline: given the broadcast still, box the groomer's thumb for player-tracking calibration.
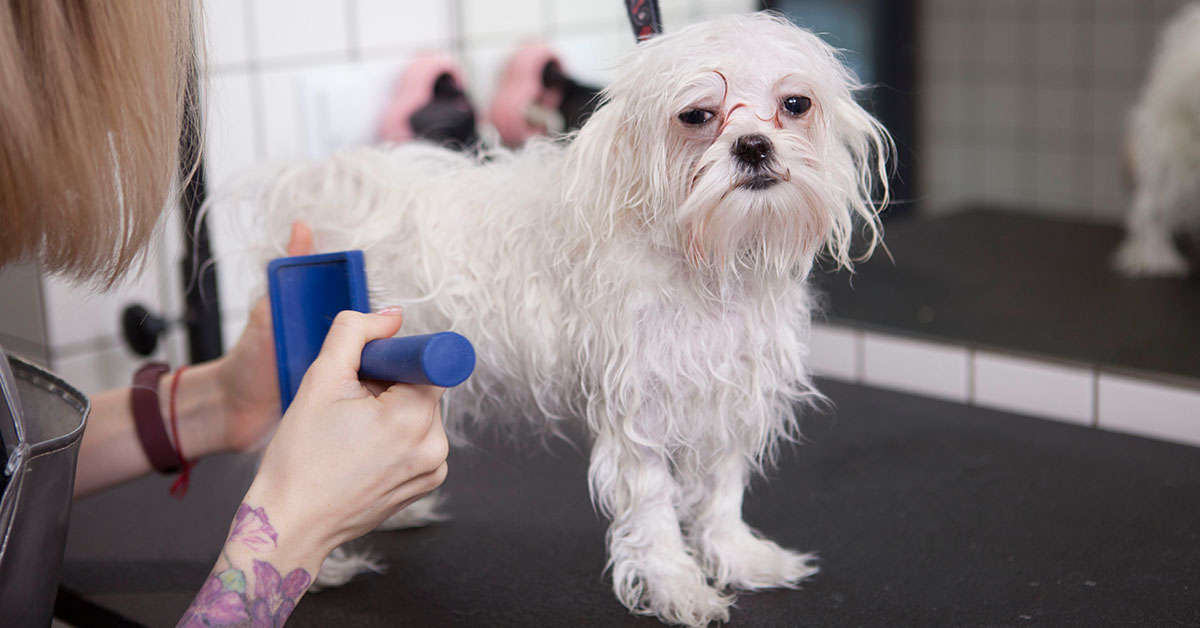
[308,309,404,379]
[286,221,314,256]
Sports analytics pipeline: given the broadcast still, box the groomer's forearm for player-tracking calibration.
[74,361,230,499]
[178,494,329,627]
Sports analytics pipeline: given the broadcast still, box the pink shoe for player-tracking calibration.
[488,42,565,148]
[379,53,469,144]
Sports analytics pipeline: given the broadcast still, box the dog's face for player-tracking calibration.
[566,13,890,279]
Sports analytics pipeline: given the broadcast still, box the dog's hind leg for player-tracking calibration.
[1115,179,1191,277]
[685,454,818,592]
[589,432,733,627]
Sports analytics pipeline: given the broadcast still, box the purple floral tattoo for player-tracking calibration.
[251,560,312,627]
[229,504,279,552]
[178,504,312,628]
[179,573,248,627]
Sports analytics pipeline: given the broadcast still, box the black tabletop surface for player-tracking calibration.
[59,380,1200,627]
[816,209,1200,381]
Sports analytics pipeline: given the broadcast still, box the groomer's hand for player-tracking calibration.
[179,308,446,627]
[177,222,315,458]
[240,308,449,564]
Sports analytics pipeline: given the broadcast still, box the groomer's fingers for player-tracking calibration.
[391,461,449,510]
[378,383,445,432]
[286,221,314,256]
[378,382,444,412]
[306,309,404,383]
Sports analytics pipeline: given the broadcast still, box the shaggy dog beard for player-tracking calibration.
[677,131,835,282]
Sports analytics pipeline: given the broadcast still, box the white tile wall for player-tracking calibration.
[203,0,251,68]
[461,0,548,43]
[256,67,309,161]
[809,324,860,381]
[53,343,159,398]
[0,264,48,366]
[355,0,453,53]
[205,72,258,188]
[251,0,351,63]
[549,0,627,29]
[1098,374,1200,448]
[973,351,1094,427]
[861,332,970,402]
[813,322,1200,450]
[41,263,172,355]
[0,265,46,345]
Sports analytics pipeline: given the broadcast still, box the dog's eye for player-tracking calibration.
[678,109,715,126]
[783,96,812,116]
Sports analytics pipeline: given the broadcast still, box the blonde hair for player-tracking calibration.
[0,1,195,285]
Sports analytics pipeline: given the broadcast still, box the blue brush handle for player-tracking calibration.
[359,332,476,387]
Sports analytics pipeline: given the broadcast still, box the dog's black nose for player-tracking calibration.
[732,134,772,167]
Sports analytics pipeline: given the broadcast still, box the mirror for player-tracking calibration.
[769,0,1200,383]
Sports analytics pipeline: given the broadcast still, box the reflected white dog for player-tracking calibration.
[1115,3,1200,277]
[250,12,889,626]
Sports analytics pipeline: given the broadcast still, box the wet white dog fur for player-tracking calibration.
[247,13,889,626]
[1115,3,1200,277]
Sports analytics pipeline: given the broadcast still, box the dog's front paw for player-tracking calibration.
[375,492,447,531]
[312,546,382,590]
[699,525,818,591]
[612,552,733,627]
[1114,234,1189,277]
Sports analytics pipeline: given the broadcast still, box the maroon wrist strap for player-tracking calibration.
[131,362,181,474]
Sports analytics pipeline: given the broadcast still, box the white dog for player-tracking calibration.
[1115,3,1200,277]
[248,12,889,626]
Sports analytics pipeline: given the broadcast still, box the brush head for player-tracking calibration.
[267,250,475,412]
[268,251,373,410]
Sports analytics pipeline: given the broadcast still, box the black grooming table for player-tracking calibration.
[816,209,1200,380]
[59,381,1200,627]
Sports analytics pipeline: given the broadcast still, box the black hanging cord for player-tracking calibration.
[624,0,662,41]
[178,66,223,364]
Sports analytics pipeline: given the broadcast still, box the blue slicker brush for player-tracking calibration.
[268,250,475,411]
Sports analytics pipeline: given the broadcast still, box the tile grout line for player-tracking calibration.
[346,0,362,63]
[853,329,865,385]
[966,346,977,406]
[241,0,268,164]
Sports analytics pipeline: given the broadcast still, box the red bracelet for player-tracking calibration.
[168,365,195,499]
[131,362,181,474]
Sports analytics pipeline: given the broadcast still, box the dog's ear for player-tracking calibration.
[561,83,674,242]
[820,88,892,271]
[561,102,622,241]
[776,16,891,271]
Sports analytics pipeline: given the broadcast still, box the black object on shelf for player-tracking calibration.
[542,61,601,134]
[120,305,168,357]
[409,73,480,151]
